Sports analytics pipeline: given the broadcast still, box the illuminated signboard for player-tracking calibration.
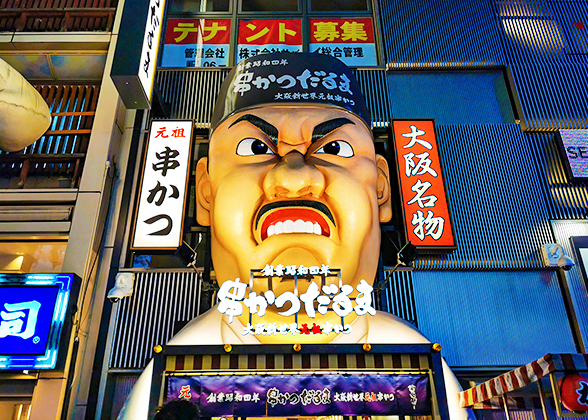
[112,0,166,109]
[391,120,456,251]
[237,19,302,62]
[216,266,375,337]
[161,19,231,68]
[132,120,193,249]
[556,129,588,180]
[309,18,377,66]
[0,273,76,370]
[166,373,431,416]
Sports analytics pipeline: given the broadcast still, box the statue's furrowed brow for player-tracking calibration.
[311,117,355,142]
[229,114,278,144]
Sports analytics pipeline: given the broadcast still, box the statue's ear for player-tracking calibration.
[196,157,211,226]
[376,155,392,223]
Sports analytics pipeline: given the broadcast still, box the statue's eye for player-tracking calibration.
[315,140,354,158]
[236,138,275,156]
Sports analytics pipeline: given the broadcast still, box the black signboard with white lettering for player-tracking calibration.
[111,0,166,109]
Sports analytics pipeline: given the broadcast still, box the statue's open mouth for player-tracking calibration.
[255,200,335,242]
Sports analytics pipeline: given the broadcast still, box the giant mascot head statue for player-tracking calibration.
[195,52,392,343]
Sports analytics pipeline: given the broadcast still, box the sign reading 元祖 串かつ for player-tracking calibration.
[391,120,456,251]
[132,120,193,250]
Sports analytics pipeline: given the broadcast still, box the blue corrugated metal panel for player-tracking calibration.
[380,269,418,326]
[157,69,231,127]
[551,220,588,352]
[528,132,588,219]
[386,71,516,125]
[415,124,554,270]
[494,0,588,130]
[353,69,391,128]
[412,270,577,367]
[378,0,506,68]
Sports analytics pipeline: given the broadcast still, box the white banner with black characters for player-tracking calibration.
[139,0,166,102]
[132,120,193,249]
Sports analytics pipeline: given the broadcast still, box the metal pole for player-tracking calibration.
[537,379,550,420]
[500,395,511,420]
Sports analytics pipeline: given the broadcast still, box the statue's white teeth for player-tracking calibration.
[266,220,323,238]
[313,222,321,235]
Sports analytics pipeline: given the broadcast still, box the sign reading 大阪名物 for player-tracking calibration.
[391,120,456,251]
[167,373,430,417]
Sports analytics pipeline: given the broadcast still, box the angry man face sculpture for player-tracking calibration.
[195,52,392,343]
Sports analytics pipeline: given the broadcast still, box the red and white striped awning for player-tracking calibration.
[459,354,588,408]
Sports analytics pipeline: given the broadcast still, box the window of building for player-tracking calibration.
[0,242,67,273]
[241,0,299,12]
[169,0,230,13]
[310,0,368,12]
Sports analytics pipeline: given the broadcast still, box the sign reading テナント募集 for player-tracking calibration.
[309,18,377,66]
[161,19,231,68]
[391,120,456,251]
[237,19,302,61]
[132,120,193,249]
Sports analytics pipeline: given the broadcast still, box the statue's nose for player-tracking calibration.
[263,151,325,199]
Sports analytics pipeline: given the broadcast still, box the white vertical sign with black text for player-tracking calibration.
[139,0,166,103]
[132,120,193,249]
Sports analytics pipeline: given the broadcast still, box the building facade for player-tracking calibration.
[1,0,587,420]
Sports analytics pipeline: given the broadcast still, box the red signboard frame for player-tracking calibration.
[390,119,456,252]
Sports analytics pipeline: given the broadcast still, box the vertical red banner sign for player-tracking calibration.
[391,120,456,251]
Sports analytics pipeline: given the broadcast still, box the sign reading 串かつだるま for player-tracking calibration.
[167,374,431,416]
[132,120,193,249]
[216,265,376,337]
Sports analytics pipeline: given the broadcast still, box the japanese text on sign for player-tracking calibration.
[132,121,193,249]
[162,19,231,68]
[139,0,166,101]
[238,19,302,62]
[167,374,431,416]
[232,59,355,105]
[309,18,377,67]
[216,264,376,336]
[392,120,455,249]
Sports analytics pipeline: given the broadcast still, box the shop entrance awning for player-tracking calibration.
[458,353,588,417]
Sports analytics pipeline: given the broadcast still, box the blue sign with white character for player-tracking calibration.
[0,286,59,355]
[0,274,76,370]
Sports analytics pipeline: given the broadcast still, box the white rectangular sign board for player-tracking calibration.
[139,0,166,103]
[132,120,193,249]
